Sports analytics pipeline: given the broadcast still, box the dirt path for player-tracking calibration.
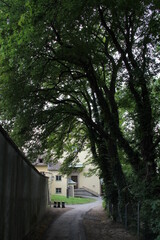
[24,198,138,240]
[83,205,138,240]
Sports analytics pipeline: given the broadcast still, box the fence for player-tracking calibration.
[107,201,142,239]
[0,126,48,240]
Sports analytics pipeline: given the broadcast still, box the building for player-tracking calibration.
[34,151,101,198]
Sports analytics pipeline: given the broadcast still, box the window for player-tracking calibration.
[56,175,62,181]
[39,158,43,163]
[56,188,61,194]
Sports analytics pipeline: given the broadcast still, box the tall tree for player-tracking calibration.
[0,0,160,235]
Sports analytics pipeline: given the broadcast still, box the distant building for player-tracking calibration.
[33,151,102,198]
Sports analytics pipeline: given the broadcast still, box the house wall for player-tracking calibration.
[0,126,48,240]
[78,168,101,195]
[77,151,101,195]
[50,171,68,196]
[35,165,68,197]
[35,150,101,197]
[35,165,48,173]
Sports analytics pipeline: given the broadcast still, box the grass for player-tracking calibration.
[51,194,96,205]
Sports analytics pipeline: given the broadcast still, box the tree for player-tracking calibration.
[0,0,160,236]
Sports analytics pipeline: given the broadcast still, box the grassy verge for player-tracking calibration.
[51,195,96,205]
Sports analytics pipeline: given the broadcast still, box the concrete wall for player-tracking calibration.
[77,151,101,195]
[35,164,48,174]
[35,165,68,197]
[50,171,68,196]
[0,126,48,240]
[78,170,101,195]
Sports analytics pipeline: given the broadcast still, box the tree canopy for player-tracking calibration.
[0,0,160,237]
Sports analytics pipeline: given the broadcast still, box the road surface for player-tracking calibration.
[44,197,102,240]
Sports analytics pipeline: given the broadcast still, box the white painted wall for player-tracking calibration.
[75,151,101,195]
[49,171,68,196]
[35,150,101,197]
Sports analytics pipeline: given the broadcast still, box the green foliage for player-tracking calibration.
[0,1,160,237]
[141,199,160,239]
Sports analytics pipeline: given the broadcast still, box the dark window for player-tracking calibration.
[39,158,43,163]
[71,175,78,189]
[56,175,62,181]
[56,188,61,194]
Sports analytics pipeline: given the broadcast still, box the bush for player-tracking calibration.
[141,199,160,239]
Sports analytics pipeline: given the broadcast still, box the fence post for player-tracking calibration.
[108,201,110,215]
[109,201,113,217]
[125,203,129,230]
[137,202,140,239]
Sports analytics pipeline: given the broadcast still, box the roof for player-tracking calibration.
[74,162,83,168]
[34,163,47,167]
[68,179,76,185]
[33,159,47,167]
[69,162,83,168]
[48,162,61,171]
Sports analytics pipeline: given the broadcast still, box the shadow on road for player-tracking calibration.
[24,197,137,240]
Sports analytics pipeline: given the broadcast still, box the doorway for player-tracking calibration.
[71,175,78,189]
